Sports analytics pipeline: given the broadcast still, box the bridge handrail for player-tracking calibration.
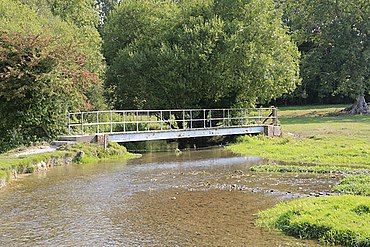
[67,108,278,136]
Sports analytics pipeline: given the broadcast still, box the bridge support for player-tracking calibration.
[265,125,282,137]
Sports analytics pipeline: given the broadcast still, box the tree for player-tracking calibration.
[102,0,301,111]
[0,0,105,152]
[280,0,369,113]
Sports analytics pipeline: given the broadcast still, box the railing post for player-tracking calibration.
[190,110,193,129]
[160,110,163,130]
[110,110,113,133]
[203,109,206,128]
[169,110,172,129]
[182,110,185,129]
[68,113,71,135]
[136,110,139,132]
[273,108,278,126]
[81,112,84,136]
[209,110,212,128]
[228,109,230,126]
[147,111,150,131]
[258,108,261,126]
[123,111,126,132]
[96,112,99,134]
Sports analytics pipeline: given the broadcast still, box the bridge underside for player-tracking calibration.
[107,126,266,143]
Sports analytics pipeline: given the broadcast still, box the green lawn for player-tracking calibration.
[228,105,370,168]
[227,104,370,246]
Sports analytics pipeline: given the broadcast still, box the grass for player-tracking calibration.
[227,105,370,168]
[227,104,370,246]
[250,164,370,175]
[257,195,370,246]
[333,175,370,196]
[0,142,138,181]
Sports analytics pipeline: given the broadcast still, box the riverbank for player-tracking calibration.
[0,142,139,190]
[227,105,370,246]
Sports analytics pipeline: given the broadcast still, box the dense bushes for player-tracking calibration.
[0,0,105,153]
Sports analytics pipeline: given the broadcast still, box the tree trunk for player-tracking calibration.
[347,96,370,114]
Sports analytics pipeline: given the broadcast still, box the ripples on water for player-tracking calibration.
[0,148,331,246]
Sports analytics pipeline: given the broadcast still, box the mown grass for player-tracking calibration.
[227,104,370,246]
[0,142,137,181]
[227,105,370,168]
[257,195,370,247]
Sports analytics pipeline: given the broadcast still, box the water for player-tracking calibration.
[0,148,337,246]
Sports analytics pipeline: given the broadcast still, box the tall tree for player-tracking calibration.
[280,0,369,113]
[0,0,105,152]
[102,0,301,110]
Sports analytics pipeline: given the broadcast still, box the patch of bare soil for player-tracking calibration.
[12,145,57,157]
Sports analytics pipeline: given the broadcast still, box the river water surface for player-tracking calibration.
[0,148,338,246]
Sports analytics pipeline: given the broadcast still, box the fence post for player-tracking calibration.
[209,110,212,128]
[182,110,185,129]
[273,108,278,126]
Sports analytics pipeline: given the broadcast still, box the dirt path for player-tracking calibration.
[12,145,57,157]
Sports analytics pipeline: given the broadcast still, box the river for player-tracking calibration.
[0,148,337,246]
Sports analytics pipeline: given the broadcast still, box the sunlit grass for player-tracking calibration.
[228,105,370,246]
[227,105,370,168]
[257,195,370,246]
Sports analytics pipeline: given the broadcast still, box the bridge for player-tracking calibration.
[60,108,281,145]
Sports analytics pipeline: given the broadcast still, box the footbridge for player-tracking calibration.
[63,108,280,144]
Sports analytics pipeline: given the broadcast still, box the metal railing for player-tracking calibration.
[67,108,278,136]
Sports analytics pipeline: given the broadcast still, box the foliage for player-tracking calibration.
[257,195,370,246]
[279,0,370,107]
[102,0,300,110]
[0,0,105,153]
[333,175,370,196]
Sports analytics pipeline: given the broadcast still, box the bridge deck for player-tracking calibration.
[107,126,265,142]
[66,108,279,143]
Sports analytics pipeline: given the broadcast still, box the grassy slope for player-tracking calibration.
[227,105,370,246]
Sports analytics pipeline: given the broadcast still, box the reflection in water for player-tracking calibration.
[0,148,331,246]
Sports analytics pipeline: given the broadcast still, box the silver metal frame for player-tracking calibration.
[67,108,278,136]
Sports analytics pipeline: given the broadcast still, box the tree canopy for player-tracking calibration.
[280,0,369,112]
[102,0,301,110]
[0,0,105,152]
